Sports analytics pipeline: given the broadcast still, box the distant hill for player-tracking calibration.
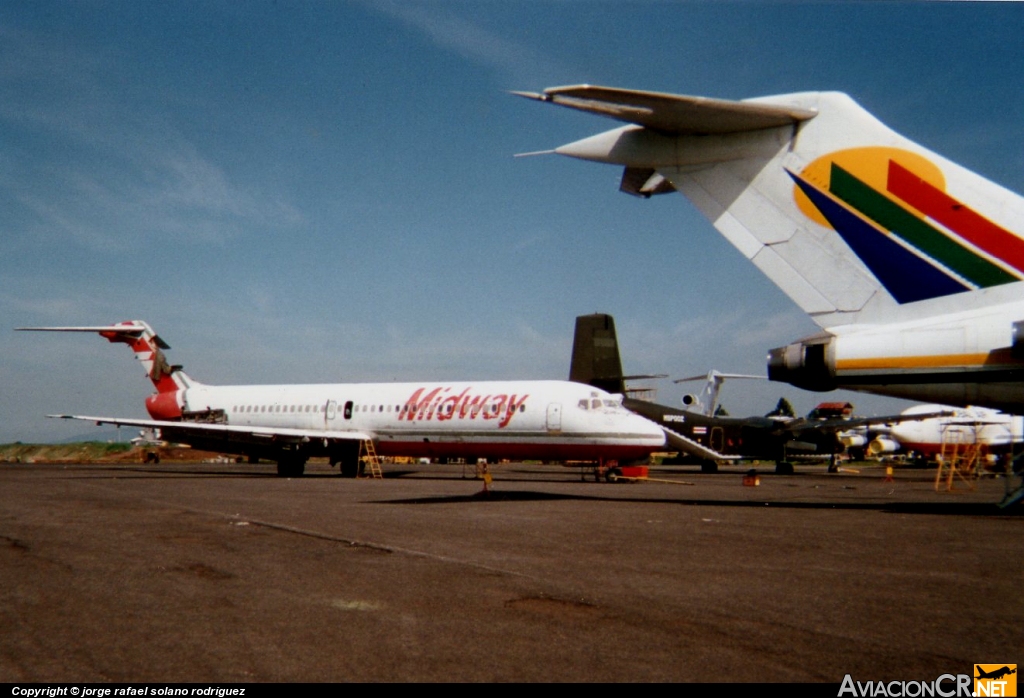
[0,442,233,464]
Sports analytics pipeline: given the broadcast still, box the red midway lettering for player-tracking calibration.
[400,388,528,428]
[499,394,529,428]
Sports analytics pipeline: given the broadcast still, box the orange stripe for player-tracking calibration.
[837,349,1020,371]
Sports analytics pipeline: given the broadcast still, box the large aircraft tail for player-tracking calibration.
[569,313,669,399]
[16,321,195,419]
[569,314,627,394]
[519,87,1024,328]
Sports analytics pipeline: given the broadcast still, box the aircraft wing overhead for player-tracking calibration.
[512,84,817,134]
[49,414,374,444]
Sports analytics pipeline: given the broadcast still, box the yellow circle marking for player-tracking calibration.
[794,147,946,229]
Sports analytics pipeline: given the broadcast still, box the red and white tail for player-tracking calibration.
[17,321,196,420]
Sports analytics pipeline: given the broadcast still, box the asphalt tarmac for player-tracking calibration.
[0,460,1020,682]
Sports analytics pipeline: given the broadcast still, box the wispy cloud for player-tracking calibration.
[368,1,571,85]
[0,23,302,250]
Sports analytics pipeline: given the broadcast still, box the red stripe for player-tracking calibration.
[376,440,657,462]
[887,160,1024,274]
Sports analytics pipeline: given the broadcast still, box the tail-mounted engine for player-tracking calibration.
[145,390,184,420]
[767,333,837,392]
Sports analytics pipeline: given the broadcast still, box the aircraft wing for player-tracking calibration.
[778,409,955,434]
[49,414,373,445]
[512,84,817,134]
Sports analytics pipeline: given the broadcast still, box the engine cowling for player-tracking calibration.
[145,391,183,420]
[840,433,867,449]
[767,333,837,392]
[681,394,700,410]
[868,436,901,455]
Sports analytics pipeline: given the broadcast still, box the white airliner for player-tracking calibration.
[867,404,1023,461]
[19,321,666,477]
[516,85,1024,413]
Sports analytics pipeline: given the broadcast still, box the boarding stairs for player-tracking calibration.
[359,439,383,479]
[935,429,983,492]
[660,426,739,463]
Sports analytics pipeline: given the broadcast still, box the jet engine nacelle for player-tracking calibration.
[840,433,867,449]
[868,436,901,455]
[767,334,837,392]
[681,394,701,411]
[145,390,184,420]
[1012,320,1024,360]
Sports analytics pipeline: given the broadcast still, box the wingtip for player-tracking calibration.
[509,90,548,102]
[513,149,557,158]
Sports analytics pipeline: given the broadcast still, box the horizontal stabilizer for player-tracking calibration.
[17,323,170,349]
[674,371,765,384]
[513,85,817,134]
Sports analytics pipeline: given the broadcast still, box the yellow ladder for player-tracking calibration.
[936,431,981,492]
[359,440,383,479]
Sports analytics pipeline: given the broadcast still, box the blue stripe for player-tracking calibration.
[789,170,969,304]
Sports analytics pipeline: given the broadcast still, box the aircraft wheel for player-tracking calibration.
[700,461,719,474]
[340,458,359,478]
[277,455,306,478]
[605,467,622,483]
[775,461,794,475]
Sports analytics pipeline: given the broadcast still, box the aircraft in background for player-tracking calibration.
[867,403,1023,463]
[673,369,765,417]
[18,321,665,477]
[569,314,940,473]
[517,85,1024,414]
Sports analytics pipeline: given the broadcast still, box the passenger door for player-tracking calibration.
[546,403,562,432]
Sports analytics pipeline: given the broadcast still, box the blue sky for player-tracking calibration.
[3,1,1023,443]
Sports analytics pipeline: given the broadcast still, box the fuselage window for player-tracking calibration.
[519,405,525,412]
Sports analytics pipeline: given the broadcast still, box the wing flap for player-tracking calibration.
[514,85,817,134]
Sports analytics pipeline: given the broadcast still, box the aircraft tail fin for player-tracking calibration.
[523,87,1024,327]
[17,321,194,393]
[569,314,626,394]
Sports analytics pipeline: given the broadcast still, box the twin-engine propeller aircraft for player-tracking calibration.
[19,321,666,477]
[517,86,1024,414]
[570,313,948,473]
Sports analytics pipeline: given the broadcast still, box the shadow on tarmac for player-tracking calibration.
[379,490,1023,516]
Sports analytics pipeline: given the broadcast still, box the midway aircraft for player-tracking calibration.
[19,321,666,477]
[569,314,942,473]
[516,85,1024,414]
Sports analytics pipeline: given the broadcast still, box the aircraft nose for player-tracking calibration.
[631,412,667,445]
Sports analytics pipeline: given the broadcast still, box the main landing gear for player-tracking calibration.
[276,453,306,478]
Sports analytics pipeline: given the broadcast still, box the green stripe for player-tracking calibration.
[829,164,1018,288]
